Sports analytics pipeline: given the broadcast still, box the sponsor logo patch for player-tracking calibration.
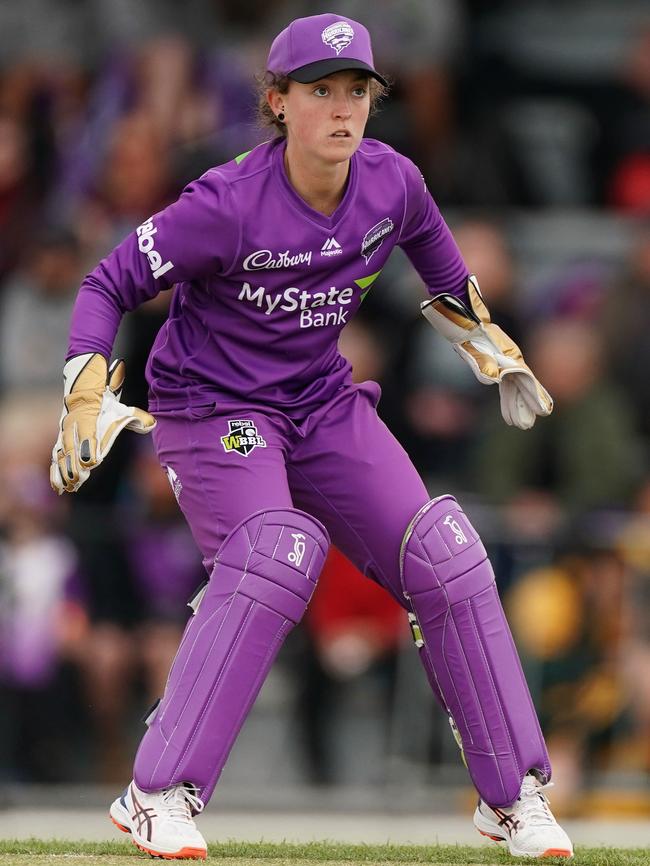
[320,237,342,257]
[243,248,312,271]
[137,217,174,279]
[361,217,394,264]
[322,21,354,55]
[238,282,354,328]
[221,420,267,457]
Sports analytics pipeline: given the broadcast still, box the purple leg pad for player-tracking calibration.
[133,508,329,803]
[400,495,550,807]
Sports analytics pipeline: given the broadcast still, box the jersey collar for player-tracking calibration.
[272,137,358,230]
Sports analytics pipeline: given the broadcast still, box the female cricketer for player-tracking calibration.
[50,13,572,861]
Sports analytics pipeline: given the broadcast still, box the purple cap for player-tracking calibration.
[267,13,387,87]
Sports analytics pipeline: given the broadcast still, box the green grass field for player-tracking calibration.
[0,840,646,866]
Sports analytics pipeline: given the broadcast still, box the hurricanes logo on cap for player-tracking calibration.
[322,21,354,55]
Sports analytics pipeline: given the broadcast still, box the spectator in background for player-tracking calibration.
[614,477,650,773]
[52,34,225,236]
[395,321,482,492]
[0,227,74,494]
[0,114,40,285]
[69,442,204,784]
[385,218,522,493]
[123,443,205,703]
[74,110,175,256]
[297,546,404,785]
[475,318,645,532]
[0,465,85,782]
[453,219,522,342]
[337,316,387,386]
[506,546,639,814]
[0,226,83,393]
[601,227,650,441]
[606,28,650,215]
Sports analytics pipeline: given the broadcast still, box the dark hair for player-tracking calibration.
[256,71,389,138]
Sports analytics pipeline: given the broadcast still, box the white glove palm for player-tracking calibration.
[50,353,156,494]
[421,276,553,430]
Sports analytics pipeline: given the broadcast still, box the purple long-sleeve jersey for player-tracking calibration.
[68,137,469,417]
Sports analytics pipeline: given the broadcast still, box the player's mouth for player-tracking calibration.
[330,129,351,138]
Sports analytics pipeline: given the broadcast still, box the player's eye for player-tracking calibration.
[313,85,329,97]
[352,86,367,97]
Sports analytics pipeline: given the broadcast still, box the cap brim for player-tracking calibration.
[289,58,387,87]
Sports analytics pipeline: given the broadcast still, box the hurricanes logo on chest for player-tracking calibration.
[221,420,267,456]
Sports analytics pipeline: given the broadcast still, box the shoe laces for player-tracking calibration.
[516,776,556,826]
[160,783,205,822]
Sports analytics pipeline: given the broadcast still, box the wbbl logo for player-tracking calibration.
[361,217,394,264]
[221,420,267,457]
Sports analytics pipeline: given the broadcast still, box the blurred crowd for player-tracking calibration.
[0,0,649,815]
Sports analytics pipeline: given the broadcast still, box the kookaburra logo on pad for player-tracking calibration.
[221,420,267,456]
[443,514,468,545]
[288,533,306,567]
[322,21,354,54]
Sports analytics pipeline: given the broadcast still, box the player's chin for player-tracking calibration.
[324,134,361,157]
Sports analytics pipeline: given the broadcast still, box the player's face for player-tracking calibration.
[283,71,370,164]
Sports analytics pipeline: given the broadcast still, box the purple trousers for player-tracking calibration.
[133,381,550,806]
[152,383,424,603]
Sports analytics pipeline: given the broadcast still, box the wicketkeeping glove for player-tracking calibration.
[50,353,156,494]
[421,275,553,430]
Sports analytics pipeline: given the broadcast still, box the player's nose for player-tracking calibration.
[332,102,352,120]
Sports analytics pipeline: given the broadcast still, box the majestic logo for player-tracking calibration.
[361,217,394,264]
[221,420,267,457]
[288,533,307,567]
[443,514,468,545]
[164,465,182,501]
[238,282,354,328]
[321,237,342,257]
[243,249,312,271]
[322,21,354,55]
[137,217,174,279]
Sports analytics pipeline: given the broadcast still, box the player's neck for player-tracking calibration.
[283,145,349,217]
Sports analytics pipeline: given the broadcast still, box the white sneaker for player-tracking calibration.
[473,774,573,858]
[110,780,207,860]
